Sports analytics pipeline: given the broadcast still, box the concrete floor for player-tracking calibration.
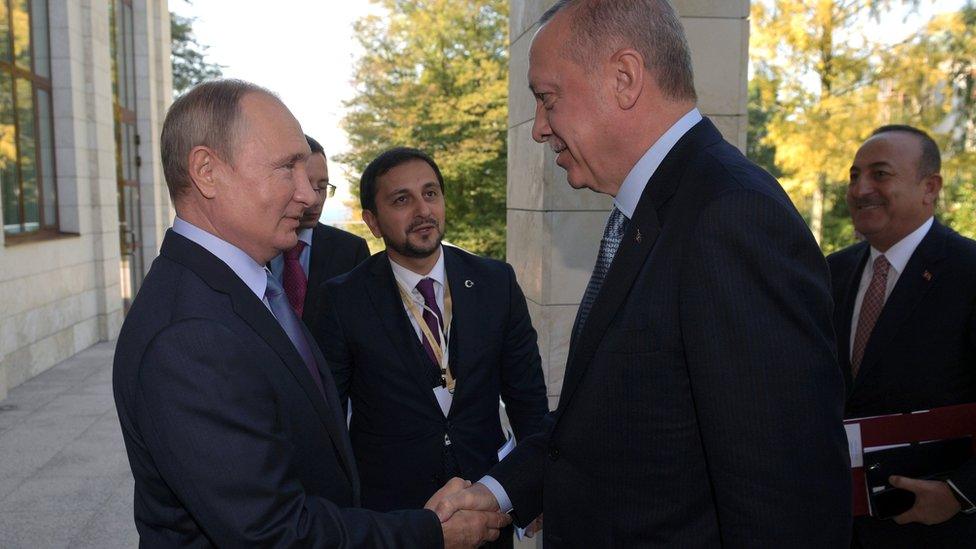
[0,341,136,548]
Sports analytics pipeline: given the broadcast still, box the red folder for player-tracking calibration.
[844,403,976,516]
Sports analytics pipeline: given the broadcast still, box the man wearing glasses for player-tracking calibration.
[270,134,371,329]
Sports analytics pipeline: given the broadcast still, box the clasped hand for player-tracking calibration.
[425,478,510,548]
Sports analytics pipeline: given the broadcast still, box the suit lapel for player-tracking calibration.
[443,246,478,411]
[302,224,336,324]
[854,221,948,387]
[364,253,443,410]
[161,231,359,485]
[557,118,723,415]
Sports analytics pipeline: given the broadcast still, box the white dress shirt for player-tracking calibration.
[613,108,702,217]
[389,246,452,416]
[480,108,704,515]
[172,217,271,310]
[848,217,933,359]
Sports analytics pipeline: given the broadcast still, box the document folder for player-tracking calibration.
[844,403,976,517]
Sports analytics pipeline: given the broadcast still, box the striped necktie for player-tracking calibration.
[574,206,628,339]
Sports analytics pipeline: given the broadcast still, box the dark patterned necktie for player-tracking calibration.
[415,278,445,384]
[851,254,890,377]
[574,207,629,339]
[282,241,307,317]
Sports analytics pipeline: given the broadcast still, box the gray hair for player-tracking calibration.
[160,79,276,201]
[539,0,697,101]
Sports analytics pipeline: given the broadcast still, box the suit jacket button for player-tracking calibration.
[548,446,560,461]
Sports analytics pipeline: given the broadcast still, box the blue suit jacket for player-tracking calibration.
[489,118,852,547]
[314,245,548,512]
[828,220,976,546]
[113,230,441,547]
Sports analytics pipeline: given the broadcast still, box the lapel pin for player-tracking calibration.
[464,279,474,288]
[922,270,932,282]
[634,229,642,244]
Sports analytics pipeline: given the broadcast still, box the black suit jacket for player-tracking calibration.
[302,223,371,328]
[488,118,852,547]
[314,246,548,512]
[828,220,976,547]
[113,230,440,547]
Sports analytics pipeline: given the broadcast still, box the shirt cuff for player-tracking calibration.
[947,479,976,514]
[478,475,513,513]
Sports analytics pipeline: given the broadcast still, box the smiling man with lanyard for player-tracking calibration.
[314,147,548,548]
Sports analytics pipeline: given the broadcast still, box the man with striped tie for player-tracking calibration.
[432,1,851,546]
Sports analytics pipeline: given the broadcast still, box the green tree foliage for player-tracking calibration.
[749,0,976,253]
[340,0,508,258]
[170,11,222,96]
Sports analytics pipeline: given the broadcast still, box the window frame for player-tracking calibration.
[1,0,59,243]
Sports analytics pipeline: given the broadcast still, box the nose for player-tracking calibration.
[416,194,433,217]
[294,163,315,208]
[531,102,551,144]
[848,173,872,198]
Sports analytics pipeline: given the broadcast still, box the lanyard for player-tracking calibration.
[397,280,455,393]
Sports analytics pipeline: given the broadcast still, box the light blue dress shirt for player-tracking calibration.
[172,217,269,306]
[478,107,703,515]
[269,227,314,283]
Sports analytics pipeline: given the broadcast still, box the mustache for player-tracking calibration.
[852,198,885,208]
[407,217,439,232]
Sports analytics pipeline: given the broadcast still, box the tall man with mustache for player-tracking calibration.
[828,125,976,547]
[313,147,549,548]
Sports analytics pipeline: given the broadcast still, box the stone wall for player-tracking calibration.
[506,0,750,409]
[0,0,172,399]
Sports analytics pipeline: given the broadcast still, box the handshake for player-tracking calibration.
[424,477,541,548]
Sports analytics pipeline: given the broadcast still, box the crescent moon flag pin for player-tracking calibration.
[923,270,932,282]
[464,279,474,288]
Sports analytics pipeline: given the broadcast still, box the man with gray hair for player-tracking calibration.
[113,79,509,547]
[433,1,851,546]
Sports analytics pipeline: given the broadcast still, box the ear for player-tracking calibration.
[610,48,644,110]
[922,173,943,206]
[187,146,219,199]
[362,208,383,238]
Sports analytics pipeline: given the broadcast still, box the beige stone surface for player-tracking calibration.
[672,0,749,18]
[0,0,172,397]
[685,17,750,117]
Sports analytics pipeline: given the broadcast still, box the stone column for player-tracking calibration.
[506,0,750,409]
[133,0,174,266]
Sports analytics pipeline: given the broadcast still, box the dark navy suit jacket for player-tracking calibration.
[113,230,441,547]
[314,245,548,512]
[488,118,852,547]
[828,219,976,547]
[302,223,370,328]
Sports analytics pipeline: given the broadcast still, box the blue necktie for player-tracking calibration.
[574,207,629,339]
[265,271,326,398]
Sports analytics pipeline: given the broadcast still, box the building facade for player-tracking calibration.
[0,0,172,399]
[506,0,750,408]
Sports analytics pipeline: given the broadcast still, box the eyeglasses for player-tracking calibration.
[316,183,337,198]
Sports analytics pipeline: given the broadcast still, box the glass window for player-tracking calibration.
[0,0,56,236]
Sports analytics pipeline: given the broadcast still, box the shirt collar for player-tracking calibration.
[172,216,270,302]
[389,245,447,294]
[869,216,934,274]
[297,227,313,247]
[614,108,702,219]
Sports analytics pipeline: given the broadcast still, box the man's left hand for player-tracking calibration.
[890,475,961,525]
